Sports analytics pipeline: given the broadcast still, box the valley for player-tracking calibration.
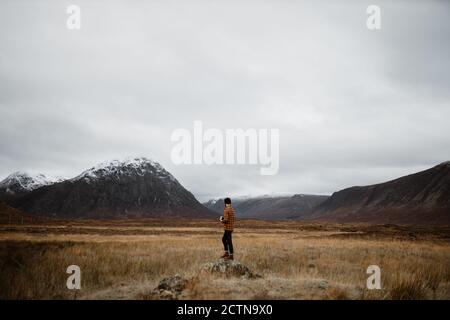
[0,218,449,300]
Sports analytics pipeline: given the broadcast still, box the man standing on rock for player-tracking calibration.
[220,197,235,260]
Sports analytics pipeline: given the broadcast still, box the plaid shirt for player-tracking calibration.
[223,205,236,231]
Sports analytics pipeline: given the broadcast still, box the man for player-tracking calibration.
[220,197,235,260]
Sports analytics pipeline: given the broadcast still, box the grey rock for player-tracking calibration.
[149,275,188,300]
[318,280,329,290]
[201,260,261,279]
[157,275,188,292]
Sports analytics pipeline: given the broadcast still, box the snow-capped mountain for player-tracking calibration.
[11,157,213,218]
[0,171,64,200]
[72,158,176,183]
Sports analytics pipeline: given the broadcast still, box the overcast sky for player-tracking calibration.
[1,0,449,201]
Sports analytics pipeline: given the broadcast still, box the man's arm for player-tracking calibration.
[222,208,229,223]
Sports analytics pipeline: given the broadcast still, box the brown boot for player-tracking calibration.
[224,254,234,261]
[220,252,229,259]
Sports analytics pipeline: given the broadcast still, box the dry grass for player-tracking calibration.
[0,219,449,300]
[388,277,426,300]
[326,286,350,300]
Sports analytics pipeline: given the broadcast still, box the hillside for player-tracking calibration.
[10,158,213,218]
[310,162,450,224]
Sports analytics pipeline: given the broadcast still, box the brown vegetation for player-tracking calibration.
[0,219,449,300]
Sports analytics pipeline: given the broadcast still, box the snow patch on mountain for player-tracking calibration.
[72,157,177,183]
[0,171,64,193]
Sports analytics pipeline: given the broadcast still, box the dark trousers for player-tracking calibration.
[222,230,234,255]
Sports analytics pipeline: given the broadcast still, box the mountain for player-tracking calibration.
[203,194,329,220]
[0,172,64,201]
[310,162,450,224]
[10,158,213,218]
[0,200,35,224]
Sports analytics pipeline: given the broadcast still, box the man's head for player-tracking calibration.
[224,197,231,205]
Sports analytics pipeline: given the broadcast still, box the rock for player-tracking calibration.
[148,261,261,300]
[201,260,261,279]
[157,274,188,292]
[149,275,188,300]
[318,280,329,290]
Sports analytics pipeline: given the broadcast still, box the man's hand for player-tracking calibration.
[219,216,224,222]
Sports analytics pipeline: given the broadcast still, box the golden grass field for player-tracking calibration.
[0,219,449,300]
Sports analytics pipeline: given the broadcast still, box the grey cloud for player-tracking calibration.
[0,0,449,201]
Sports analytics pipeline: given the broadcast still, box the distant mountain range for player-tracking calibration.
[203,194,329,220]
[1,159,449,224]
[204,162,450,224]
[2,158,212,218]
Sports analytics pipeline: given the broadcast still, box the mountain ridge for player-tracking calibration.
[204,194,329,220]
[0,171,64,201]
[9,157,213,218]
[3,160,449,224]
[309,161,450,224]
